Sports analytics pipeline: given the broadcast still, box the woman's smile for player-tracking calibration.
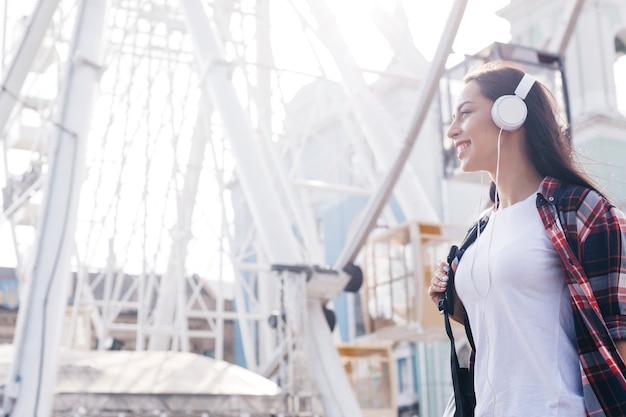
[455,140,471,159]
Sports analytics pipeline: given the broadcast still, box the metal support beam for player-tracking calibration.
[179,0,301,266]
[305,0,439,224]
[2,0,107,415]
[0,0,60,138]
[548,0,585,54]
[335,0,469,270]
[149,101,211,351]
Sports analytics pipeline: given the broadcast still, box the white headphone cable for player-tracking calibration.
[467,127,503,414]
[493,127,503,210]
[485,127,504,415]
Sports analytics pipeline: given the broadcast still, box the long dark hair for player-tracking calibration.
[464,61,600,197]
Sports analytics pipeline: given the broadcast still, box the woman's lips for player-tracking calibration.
[456,141,470,159]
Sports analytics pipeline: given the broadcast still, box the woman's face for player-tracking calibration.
[447,80,502,174]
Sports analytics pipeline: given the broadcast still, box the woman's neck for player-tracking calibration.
[490,167,544,209]
[489,131,544,209]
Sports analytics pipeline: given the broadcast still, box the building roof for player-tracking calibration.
[0,345,282,415]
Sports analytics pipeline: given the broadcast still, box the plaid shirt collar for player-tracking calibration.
[537,176,560,203]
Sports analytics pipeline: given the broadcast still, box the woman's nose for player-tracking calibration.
[447,120,460,140]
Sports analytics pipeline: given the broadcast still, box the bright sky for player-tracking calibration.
[266,0,512,108]
[326,0,511,69]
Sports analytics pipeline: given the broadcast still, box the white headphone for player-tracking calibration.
[490,73,536,131]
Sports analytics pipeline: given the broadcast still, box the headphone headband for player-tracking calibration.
[514,73,535,100]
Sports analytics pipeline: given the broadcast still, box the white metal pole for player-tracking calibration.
[179,0,302,265]
[149,104,210,351]
[335,0,468,270]
[2,0,107,415]
[549,0,585,54]
[305,0,439,223]
[0,0,61,138]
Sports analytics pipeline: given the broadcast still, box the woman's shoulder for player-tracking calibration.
[541,176,609,213]
[540,177,626,238]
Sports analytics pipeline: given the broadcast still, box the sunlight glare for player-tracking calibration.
[323,0,394,74]
[403,0,511,62]
[325,0,511,66]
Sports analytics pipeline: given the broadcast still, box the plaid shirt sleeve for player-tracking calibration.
[538,177,626,416]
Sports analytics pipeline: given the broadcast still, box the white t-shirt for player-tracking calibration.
[455,192,585,417]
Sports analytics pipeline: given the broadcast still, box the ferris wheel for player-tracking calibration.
[0,0,598,415]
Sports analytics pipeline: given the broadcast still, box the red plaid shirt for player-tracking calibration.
[536,176,626,416]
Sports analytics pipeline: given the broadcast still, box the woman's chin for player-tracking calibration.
[458,161,472,173]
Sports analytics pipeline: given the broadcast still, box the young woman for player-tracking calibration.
[428,61,626,416]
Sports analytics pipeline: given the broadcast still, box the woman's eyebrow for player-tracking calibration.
[456,100,473,113]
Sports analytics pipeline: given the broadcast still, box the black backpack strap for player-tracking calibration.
[439,218,486,319]
[442,295,469,416]
[440,217,487,416]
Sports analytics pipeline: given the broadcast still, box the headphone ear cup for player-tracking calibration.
[491,95,528,131]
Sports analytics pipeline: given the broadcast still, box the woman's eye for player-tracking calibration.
[452,110,470,121]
